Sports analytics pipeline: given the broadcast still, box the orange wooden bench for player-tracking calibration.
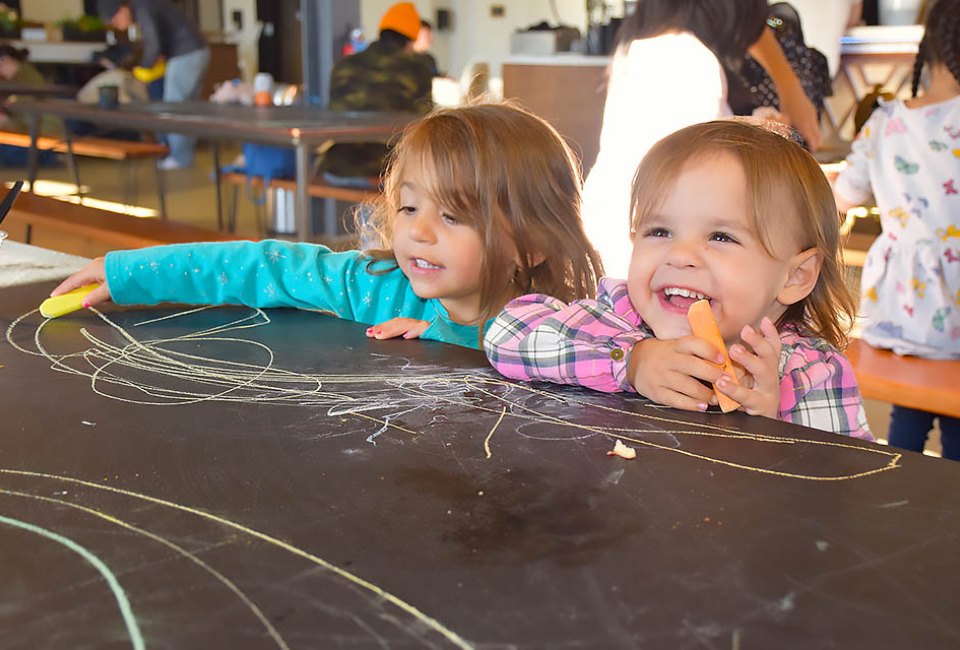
[4,192,236,259]
[0,130,169,218]
[846,339,960,418]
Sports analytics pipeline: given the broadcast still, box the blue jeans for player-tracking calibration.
[162,48,210,166]
[0,145,59,168]
[888,405,960,461]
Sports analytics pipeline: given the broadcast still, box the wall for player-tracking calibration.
[221,0,259,81]
[360,0,588,79]
[20,0,84,22]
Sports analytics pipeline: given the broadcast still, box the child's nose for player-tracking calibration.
[665,239,701,267]
[409,212,437,243]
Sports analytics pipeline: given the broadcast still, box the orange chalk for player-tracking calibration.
[687,299,740,413]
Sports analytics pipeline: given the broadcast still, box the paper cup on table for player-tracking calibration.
[253,72,274,107]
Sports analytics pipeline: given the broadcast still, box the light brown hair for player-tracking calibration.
[629,120,855,349]
[361,102,604,325]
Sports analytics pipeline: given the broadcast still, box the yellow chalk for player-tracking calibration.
[39,284,99,318]
[687,299,741,413]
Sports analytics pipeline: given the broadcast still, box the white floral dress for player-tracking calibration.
[835,96,960,359]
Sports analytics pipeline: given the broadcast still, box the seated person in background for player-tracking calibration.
[0,45,61,167]
[414,19,441,77]
[97,0,210,170]
[321,2,433,188]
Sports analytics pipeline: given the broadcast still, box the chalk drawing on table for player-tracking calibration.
[6,306,902,481]
[0,512,144,650]
[0,470,472,649]
[0,487,288,649]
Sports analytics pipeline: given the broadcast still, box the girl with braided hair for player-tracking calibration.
[834,0,960,460]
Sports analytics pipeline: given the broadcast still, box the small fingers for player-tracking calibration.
[51,258,106,296]
[366,318,429,340]
[82,284,113,308]
[676,335,726,366]
[651,373,717,412]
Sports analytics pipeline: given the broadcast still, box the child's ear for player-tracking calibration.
[777,248,821,306]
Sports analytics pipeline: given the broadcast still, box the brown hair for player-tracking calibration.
[0,45,29,63]
[629,120,855,349]
[911,0,960,96]
[360,102,603,325]
[617,0,768,68]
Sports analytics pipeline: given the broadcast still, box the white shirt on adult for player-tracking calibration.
[581,32,730,278]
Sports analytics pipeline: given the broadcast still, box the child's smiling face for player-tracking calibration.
[627,152,809,343]
[391,178,489,324]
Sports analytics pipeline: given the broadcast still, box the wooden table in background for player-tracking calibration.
[7,99,416,239]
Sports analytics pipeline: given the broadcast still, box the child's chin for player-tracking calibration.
[650,322,692,341]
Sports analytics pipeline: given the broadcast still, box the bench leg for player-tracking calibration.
[118,161,133,213]
[228,183,240,234]
[26,114,38,193]
[154,162,168,220]
[212,142,225,231]
[64,130,83,199]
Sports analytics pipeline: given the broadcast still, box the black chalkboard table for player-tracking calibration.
[2,281,958,649]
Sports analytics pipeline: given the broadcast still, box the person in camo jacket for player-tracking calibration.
[321,2,434,187]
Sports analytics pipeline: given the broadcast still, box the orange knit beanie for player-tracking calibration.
[379,2,421,41]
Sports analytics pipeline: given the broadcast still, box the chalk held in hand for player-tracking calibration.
[40,284,100,318]
[686,299,741,413]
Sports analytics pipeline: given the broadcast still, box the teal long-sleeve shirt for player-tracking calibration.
[104,241,485,349]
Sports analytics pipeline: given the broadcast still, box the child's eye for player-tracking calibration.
[710,231,739,244]
[643,227,670,238]
[441,213,460,225]
[398,205,416,215]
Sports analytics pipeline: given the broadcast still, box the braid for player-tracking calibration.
[917,0,960,94]
[911,37,928,97]
[943,6,960,87]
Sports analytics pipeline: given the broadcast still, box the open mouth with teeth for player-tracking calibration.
[661,286,710,311]
[411,257,443,271]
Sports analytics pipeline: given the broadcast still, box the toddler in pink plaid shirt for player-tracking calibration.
[485,120,871,439]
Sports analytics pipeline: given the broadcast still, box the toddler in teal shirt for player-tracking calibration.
[50,103,604,349]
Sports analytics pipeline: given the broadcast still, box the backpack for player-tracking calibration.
[222,143,296,206]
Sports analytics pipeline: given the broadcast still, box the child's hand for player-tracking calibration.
[50,258,113,308]
[627,337,726,411]
[366,318,430,341]
[716,318,782,419]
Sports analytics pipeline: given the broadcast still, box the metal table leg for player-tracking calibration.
[295,141,311,241]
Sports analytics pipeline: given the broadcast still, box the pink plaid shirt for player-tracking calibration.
[484,278,873,440]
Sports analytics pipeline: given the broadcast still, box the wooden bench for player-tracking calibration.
[846,339,960,418]
[0,130,169,218]
[220,171,379,235]
[4,192,236,259]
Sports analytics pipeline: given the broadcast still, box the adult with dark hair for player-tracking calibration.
[0,45,61,167]
[97,0,209,170]
[834,0,960,459]
[581,0,770,277]
[414,19,440,77]
[321,2,433,187]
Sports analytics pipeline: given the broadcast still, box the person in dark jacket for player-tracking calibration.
[98,0,209,169]
[0,45,60,167]
[322,2,433,186]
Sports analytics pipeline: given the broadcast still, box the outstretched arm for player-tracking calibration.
[749,27,822,151]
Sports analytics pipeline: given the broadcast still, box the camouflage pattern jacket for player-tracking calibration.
[323,40,433,178]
